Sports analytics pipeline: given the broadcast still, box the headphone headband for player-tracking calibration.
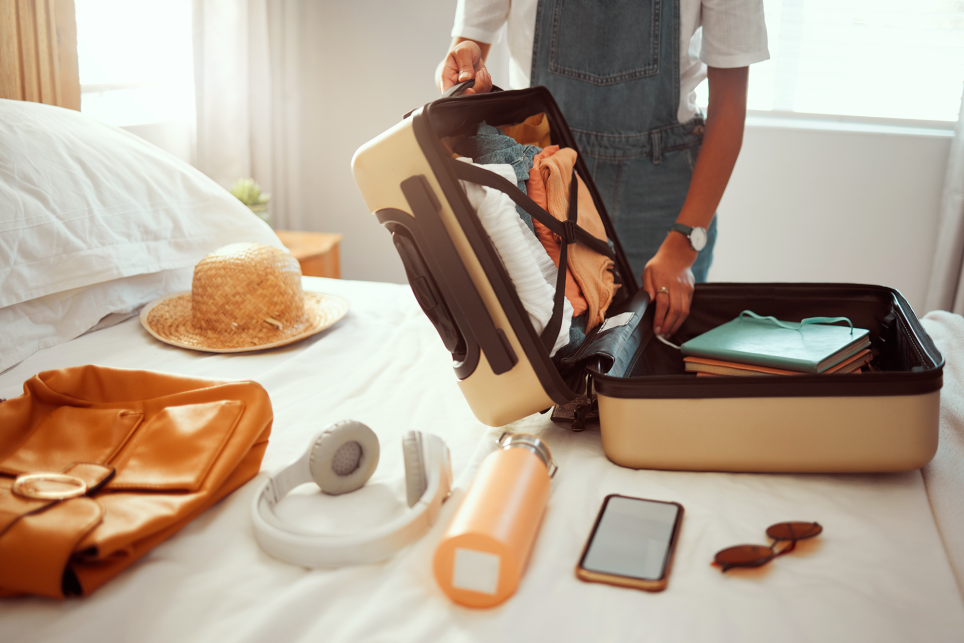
[251,428,452,567]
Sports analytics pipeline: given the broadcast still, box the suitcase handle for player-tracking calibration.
[405,81,505,119]
[440,79,505,99]
[441,79,475,98]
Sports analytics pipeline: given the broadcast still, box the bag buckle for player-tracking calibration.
[12,473,88,500]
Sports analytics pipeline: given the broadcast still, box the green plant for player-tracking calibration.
[229,178,270,206]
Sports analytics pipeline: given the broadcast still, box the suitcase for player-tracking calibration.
[352,84,943,473]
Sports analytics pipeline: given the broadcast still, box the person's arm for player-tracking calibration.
[436,38,494,95]
[642,65,749,337]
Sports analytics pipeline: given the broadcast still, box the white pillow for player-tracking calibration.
[0,98,282,309]
[0,269,192,372]
[0,98,284,370]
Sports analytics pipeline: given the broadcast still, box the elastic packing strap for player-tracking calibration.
[739,310,855,335]
[537,169,579,353]
[448,158,614,258]
[449,158,606,354]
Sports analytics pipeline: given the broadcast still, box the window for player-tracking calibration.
[699,0,964,123]
[76,0,195,158]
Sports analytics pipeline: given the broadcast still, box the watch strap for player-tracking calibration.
[670,222,707,251]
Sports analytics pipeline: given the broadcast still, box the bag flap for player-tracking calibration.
[0,407,143,475]
[108,400,246,492]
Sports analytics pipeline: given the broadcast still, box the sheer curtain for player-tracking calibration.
[925,91,964,315]
[193,0,304,230]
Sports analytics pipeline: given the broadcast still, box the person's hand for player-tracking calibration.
[437,40,493,95]
[641,232,698,338]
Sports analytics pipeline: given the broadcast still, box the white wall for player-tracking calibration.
[298,1,952,315]
[300,0,455,284]
[712,122,951,313]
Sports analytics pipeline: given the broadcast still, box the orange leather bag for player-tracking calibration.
[0,365,273,598]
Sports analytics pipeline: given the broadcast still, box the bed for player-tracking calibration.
[2,84,964,643]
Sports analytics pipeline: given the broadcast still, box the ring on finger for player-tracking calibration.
[656,286,670,296]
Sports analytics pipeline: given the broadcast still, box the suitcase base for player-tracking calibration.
[597,390,939,473]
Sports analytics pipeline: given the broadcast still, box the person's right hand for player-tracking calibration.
[437,40,492,95]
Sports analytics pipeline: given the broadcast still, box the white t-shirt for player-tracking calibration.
[452,0,770,124]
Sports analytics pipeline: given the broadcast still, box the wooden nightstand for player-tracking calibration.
[275,230,343,279]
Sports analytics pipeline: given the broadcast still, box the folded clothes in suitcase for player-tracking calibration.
[352,83,943,473]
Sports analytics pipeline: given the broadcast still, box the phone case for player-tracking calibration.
[574,494,684,593]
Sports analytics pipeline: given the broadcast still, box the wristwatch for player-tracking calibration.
[670,223,707,252]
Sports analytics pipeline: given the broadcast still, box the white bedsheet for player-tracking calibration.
[1,278,962,642]
[922,311,964,596]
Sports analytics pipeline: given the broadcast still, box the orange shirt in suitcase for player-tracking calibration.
[527,145,589,319]
[530,147,615,330]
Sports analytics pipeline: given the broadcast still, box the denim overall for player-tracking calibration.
[530,0,717,283]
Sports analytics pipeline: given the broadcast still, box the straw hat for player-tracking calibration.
[140,243,349,353]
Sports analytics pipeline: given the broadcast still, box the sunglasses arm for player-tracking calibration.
[771,538,798,558]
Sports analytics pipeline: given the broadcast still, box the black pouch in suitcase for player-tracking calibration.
[353,83,943,473]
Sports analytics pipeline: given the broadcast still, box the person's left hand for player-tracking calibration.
[641,232,698,338]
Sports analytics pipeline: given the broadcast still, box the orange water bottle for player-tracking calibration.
[433,433,556,608]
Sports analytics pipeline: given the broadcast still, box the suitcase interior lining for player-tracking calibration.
[627,286,934,377]
[584,283,944,400]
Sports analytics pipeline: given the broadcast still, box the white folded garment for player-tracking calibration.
[459,160,573,356]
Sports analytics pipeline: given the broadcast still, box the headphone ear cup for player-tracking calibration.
[402,431,428,508]
[310,420,380,495]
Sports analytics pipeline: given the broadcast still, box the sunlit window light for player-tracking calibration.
[695,0,964,123]
[76,0,195,128]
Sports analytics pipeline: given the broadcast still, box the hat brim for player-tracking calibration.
[139,290,350,353]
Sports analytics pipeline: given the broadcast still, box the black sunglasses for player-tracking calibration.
[714,522,823,572]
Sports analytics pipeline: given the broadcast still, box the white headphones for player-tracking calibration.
[251,420,452,567]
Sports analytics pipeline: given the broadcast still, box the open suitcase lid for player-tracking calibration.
[355,85,944,428]
[401,85,639,405]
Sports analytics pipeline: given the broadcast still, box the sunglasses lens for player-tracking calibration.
[714,545,774,570]
[766,521,822,541]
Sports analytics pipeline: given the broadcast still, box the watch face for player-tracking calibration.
[690,227,707,251]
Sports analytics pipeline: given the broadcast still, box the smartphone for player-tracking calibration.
[575,494,684,592]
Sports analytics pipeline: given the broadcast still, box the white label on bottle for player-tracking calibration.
[599,312,634,333]
[452,548,500,595]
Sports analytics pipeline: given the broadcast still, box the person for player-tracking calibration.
[437,0,768,339]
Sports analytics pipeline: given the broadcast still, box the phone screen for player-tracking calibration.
[579,495,683,581]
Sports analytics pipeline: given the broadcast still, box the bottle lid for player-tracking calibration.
[497,433,557,478]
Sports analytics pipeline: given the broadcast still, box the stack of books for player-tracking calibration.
[680,313,873,377]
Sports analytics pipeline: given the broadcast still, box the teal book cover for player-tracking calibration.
[680,314,871,374]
